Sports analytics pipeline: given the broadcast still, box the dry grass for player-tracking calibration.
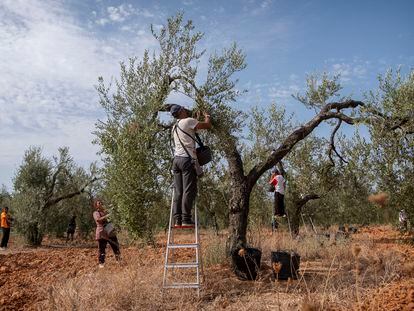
[38,225,413,310]
[203,232,228,267]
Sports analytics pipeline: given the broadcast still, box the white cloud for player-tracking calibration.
[330,62,367,82]
[107,5,133,22]
[250,0,273,15]
[324,57,372,83]
[261,0,272,9]
[268,84,300,100]
[182,0,195,6]
[96,18,109,26]
[238,78,302,109]
[95,4,154,26]
[289,73,299,81]
[0,0,158,188]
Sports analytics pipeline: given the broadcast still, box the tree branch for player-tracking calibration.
[363,106,413,135]
[323,100,365,112]
[246,100,364,189]
[295,193,320,207]
[42,177,98,211]
[46,165,63,202]
[389,117,412,131]
[276,160,286,176]
[169,74,203,95]
[328,119,349,166]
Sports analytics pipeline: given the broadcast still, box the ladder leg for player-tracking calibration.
[170,224,176,279]
[195,202,204,291]
[163,188,203,295]
[195,203,200,285]
[162,187,175,288]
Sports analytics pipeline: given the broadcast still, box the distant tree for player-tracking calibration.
[0,185,11,207]
[362,69,414,224]
[45,173,97,239]
[12,147,97,245]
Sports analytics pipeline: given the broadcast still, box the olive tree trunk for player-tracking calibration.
[290,194,320,237]
[26,222,43,246]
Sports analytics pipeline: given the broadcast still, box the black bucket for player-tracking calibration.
[271,251,300,280]
[231,247,262,280]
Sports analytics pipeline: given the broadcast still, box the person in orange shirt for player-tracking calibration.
[1,206,12,250]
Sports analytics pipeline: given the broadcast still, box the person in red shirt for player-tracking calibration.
[1,206,12,250]
[269,168,286,219]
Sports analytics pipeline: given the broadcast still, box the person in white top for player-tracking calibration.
[269,168,286,217]
[399,209,408,232]
[170,104,211,227]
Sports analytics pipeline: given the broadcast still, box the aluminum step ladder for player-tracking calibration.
[162,190,203,297]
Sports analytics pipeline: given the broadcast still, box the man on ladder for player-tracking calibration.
[162,104,211,296]
[170,104,211,227]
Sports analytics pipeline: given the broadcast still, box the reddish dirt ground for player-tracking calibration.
[361,279,414,311]
[0,246,99,310]
[0,227,413,310]
[355,227,414,311]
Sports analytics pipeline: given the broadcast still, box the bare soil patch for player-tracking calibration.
[0,226,413,310]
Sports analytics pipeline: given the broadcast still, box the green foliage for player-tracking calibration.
[362,69,414,224]
[294,72,343,109]
[11,147,96,245]
[246,103,294,164]
[95,12,246,240]
[0,185,12,208]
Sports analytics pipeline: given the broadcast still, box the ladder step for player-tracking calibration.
[166,263,198,268]
[173,225,195,229]
[167,243,199,249]
[163,283,200,289]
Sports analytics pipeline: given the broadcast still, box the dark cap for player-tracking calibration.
[170,104,183,118]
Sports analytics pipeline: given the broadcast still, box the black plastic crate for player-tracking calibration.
[271,251,300,280]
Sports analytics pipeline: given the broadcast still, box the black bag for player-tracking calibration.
[268,184,275,192]
[196,145,212,166]
[175,123,212,166]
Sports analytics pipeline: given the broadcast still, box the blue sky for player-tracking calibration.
[0,0,413,190]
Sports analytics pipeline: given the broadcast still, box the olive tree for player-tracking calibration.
[362,69,414,223]
[12,146,97,245]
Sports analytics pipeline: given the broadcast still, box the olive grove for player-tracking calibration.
[94,13,414,251]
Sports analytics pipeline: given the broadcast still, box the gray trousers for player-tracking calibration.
[173,156,197,222]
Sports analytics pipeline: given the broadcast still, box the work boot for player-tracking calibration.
[182,219,195,227]
[174,217,182,227]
